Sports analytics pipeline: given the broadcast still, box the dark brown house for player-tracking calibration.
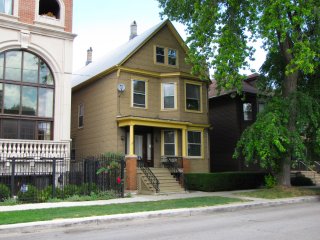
[209,74,265,172]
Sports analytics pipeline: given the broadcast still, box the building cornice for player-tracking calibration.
[0,17,76,40]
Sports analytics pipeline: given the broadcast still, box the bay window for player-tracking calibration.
[132,79,147,108]
[186,83,201,111]
[162,83,176,110]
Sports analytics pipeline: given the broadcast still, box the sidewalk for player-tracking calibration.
[0,190,318,232]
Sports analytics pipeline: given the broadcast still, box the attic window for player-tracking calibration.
[39,0,60,19]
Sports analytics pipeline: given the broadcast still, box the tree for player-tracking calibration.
[158,0,320,186]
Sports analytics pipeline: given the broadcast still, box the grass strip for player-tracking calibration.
[0,196,242,225]
[235,186,320,199]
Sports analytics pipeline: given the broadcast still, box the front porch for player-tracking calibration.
[117,116,209,193]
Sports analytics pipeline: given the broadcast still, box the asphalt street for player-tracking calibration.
[0,202,319,240]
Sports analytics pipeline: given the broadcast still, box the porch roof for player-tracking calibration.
[117,116,210,129]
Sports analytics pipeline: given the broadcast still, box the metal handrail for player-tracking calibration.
[137,159,159,193]
[293,160,316,172]
[162,156,184,184]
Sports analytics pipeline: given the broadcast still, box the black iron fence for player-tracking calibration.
[0,153,125,203]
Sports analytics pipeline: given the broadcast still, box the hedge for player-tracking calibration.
[184,172,266,192]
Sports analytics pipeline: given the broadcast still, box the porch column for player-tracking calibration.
[181,127,190,173]
[126,123,137,190]
[182,127,187,157]
[129,124,134,155]
[125,155,137,190]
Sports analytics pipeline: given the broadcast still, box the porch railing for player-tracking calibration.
[161,156,184,188]
[137,158,159,193]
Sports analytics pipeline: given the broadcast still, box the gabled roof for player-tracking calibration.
[72,19,188,89]
[208,74,259,99]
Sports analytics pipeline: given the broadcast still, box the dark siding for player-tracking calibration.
[209,93,260,172]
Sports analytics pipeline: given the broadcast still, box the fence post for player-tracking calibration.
[52,158,56,199]
[120,157,125,198]
[10,158,15,198]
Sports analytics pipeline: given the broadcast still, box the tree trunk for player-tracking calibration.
[279,71,298,187]
[276,31,299,187]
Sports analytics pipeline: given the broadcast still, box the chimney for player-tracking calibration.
[86,47,93,65]
[129,21,137,40]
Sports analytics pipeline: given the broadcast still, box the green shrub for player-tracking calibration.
[60,184,79,198]
[78,183,98,196]
[17,185,39,203]
[291,176,314,186]
[264,174,277,188]
[0,184,10,202]
[184,172,266,192]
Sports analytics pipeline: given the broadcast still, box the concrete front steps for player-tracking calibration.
[137,168,185,194]
[292,170,320,185]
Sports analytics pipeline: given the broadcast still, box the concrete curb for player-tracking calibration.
[0,195,318,233]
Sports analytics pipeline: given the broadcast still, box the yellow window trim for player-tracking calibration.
[184,80,203,113]
[161,82,178,111]
[154,45,179,68]
[186,128,204,159]
[131,79,148,109]
[161,129,178,156]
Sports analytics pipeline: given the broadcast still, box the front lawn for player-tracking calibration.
[0,196,243,225]
[235,186,320,199]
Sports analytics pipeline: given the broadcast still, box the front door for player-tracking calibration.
[126,129,154,167]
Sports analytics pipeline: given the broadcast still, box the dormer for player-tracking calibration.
[35,0,66,30]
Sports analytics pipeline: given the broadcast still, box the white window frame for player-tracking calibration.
[34,0,65,29]
[78,103,84,128]
[187,130,202,158]
[0,0,18,18]
[243,102,253,121]
[161,129,177,156]
[131,79,147,109]
[161,82,177,110]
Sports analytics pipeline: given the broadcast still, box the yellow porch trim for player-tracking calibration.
[117,116,190,129]
[117,116,209,159]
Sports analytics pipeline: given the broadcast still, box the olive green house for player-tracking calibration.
[71,20,210,193]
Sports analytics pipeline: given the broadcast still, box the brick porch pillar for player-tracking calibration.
[183,157,190,173]
[125,155,137,190]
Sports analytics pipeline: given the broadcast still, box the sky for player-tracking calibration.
[72,0,265,75]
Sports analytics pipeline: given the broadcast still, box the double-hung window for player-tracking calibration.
[187,131,202,157]
[162,83,176,110]
[168,49,177,66]
[155,46,178,67]
[132,80,146,108]
[186,83,201,111]
[163,130,176,156]
[243,103,252,121]
[0,0,13,15]
[78,103,84,128]
[156,47,165,64]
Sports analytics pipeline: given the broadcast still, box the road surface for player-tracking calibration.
[0,202,319,240]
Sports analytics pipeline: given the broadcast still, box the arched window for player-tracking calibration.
[39,0,60,19]
[0,50,54,140]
